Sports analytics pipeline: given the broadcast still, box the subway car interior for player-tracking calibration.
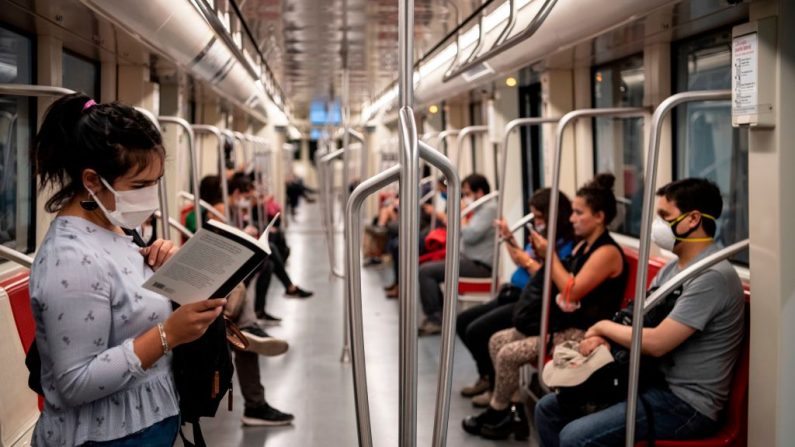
[0,0,793,446]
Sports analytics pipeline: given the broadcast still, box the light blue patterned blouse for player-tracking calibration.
[30,216,179,446]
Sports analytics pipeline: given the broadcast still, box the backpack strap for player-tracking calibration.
[639,393,656,447]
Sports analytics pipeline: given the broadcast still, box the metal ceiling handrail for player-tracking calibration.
[159,116,201,232]
[463,11,486,65]
[624,90,731,446]
[191,125,231,222]
[539,107,649,384]
[0,245,33,269]
[490,116,561,294]
[493,0,516,48]
[135,107,172,241]
[443,0,559,82]
[454,125,489,174]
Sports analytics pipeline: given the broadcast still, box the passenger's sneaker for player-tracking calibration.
[460,376,490,397]
[418,319,442,336]
[471,390,492,408]
[241,403,294,427]
[240,326,289,357]
[285,285,313,298]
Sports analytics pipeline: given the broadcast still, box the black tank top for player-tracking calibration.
[555,229,628,330]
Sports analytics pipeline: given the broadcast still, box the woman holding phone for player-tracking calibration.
[457,188,575,406]
[462,173,628,441]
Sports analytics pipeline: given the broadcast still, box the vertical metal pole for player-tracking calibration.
[538,108,646,382]
[134,107,171,240]
[419,142,461,447]
[490,118,561,294]
[340,54,352,363]
[159,117,201,231]
[192,125,231,222]
[346,165,401,447]
[624,91,729,446]
[397,0,418,443]
[156,177,172,240]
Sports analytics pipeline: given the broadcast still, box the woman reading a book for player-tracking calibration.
[29,93,225,446]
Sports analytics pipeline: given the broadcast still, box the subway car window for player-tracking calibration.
[592,54,645,235]
[518,82,543,213]
[674,29,749,263]
[62,50,100,99]
[0,24,34,256]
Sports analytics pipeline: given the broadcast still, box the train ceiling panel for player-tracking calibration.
[238,0,481,117]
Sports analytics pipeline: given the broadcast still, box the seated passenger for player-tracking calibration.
[457,188,575,404]
[29,94,225,445]
[535,178,744,447]
[418,173,497,335]
[463,173,628,440]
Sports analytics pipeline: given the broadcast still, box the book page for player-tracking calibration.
[143,229,255,305]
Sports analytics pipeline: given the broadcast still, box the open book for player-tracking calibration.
[142,214,280,305]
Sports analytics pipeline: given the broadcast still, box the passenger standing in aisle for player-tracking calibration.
[29,94,225,446]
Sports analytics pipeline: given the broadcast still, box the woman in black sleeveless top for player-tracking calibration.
[541,173,628,330]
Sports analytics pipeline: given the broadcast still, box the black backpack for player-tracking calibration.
[171,304,235,447]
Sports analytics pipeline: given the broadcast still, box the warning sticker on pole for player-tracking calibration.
[732,33,758,117]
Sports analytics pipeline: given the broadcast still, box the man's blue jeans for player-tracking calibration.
[534,388,720,447]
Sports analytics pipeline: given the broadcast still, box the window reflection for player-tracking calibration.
[675,29,749,264]
[592,54,645,236]
[0,25,34,255]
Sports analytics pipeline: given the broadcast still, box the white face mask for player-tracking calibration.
[534,223,547,236]
[651,216,677,252]
[86,178,160,230]
[651,211,717,252]
[462,196,474,208]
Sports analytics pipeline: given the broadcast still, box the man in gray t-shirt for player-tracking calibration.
[653,244,745,421]
[535,178,746,447]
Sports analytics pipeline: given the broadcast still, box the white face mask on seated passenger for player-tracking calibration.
[86,177,160,230]
[650,212,716,252]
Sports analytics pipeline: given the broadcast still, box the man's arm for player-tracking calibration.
[586,318,696,358]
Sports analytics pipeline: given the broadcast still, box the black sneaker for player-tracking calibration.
[285,286,313,298]
[242,403,294,427]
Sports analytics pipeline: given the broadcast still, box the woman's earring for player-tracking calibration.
[80,189,99,211]
[80,199,99,211]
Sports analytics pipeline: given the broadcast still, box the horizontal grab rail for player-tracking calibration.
[0,245,34,269]
[178,191,228,222]
[462,190,499,215]
[153,211,194,239]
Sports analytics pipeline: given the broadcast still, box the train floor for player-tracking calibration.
[192,201,533,447]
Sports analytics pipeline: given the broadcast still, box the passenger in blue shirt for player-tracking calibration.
[457,188,575,406]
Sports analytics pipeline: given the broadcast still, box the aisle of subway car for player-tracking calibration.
[195,202,527,447]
